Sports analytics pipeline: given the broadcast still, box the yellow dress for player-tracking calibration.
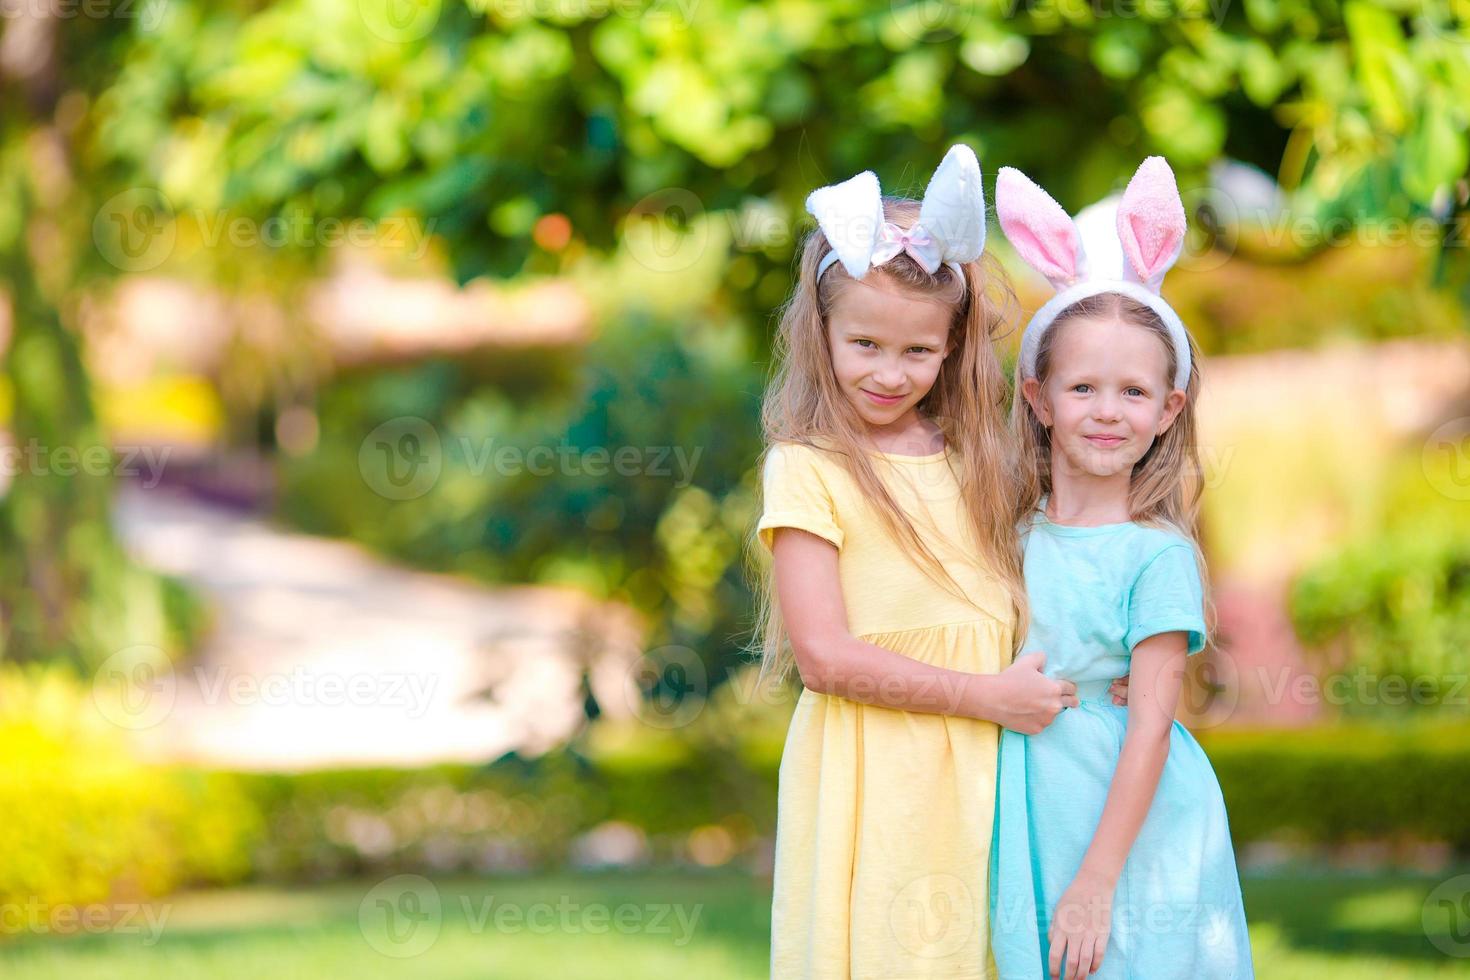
[758,441,1016,980]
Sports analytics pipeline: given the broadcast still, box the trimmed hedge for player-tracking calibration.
[1197,724,1470,851]
[4,677,1464,926]
[218,722,1470,884]
[0,667,259,936]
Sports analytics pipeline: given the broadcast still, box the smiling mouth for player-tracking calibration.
[1085,435,1125,446]
[861,389,906,406]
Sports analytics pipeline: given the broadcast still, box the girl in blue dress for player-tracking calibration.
[988,157,1254,979]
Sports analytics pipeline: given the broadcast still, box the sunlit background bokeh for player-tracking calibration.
[1,1,1469,976]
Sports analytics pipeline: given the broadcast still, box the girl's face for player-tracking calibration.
[825,275,953,433]
[1022,314,1186,478]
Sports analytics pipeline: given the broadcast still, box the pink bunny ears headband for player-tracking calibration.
[997,156,1193,391]
[806,143,987,286]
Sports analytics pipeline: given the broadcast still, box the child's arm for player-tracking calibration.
[1046,629,1187,980]
[772,526,1079,733]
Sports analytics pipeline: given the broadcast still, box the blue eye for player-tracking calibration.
[1072,384,1092,393]
[1126,387,1145,397]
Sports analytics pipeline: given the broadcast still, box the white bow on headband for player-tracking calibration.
[806,143,988,283]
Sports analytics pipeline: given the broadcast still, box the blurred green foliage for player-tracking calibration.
[94,0,1470,296]
[1289,444,1470,712]
[0,665,260,933]
[2,660,1464,910]
[6,0,1470,677]
[279,311,764,675]
[227,719,1470,876]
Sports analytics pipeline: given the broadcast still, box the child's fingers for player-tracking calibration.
[1065,937,1083,980]
[1072,937,1093,980]
[1087,935,1105,978]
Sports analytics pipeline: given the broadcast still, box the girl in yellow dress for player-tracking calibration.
[753,145,1081,978]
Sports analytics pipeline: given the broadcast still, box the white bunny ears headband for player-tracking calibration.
[997,156,1193,391]
[806,143,987,286]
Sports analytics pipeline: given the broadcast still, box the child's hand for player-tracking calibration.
[993,652,1079,734]
[1108,673,1129,706]
[1048,868,1114,980]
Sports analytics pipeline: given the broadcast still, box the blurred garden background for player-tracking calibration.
[1,0,1470,976]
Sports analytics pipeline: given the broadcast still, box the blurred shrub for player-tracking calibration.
[1290,530,1470,703]
[0,665,261,935]
[1200,723,1470,852]
[1288,445,1470,712]
[1167,240,1466,358]
[6,675,1456,903]
[232,747,775,882]
[280,310,764,690]
[175,720,1469,886]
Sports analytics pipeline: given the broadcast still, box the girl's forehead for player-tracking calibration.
[829,277,953,340]
[1050,316,1171,378]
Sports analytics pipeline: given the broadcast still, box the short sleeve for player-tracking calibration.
[1125,544,1207,655]
[755,444,844,553]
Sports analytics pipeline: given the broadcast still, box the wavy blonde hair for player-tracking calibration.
[1011,292,1212,598]
[751,196,1029,685]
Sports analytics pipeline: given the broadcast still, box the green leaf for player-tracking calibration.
[1344,0,1412,133]
[1401,89,1469,205]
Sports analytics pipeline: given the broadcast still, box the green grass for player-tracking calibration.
[1,868,1467,978]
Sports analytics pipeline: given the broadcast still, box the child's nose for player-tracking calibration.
[1093,395,1122,421]
[872,360,905,388]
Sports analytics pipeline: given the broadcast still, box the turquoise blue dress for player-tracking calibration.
[990,507,1253,979]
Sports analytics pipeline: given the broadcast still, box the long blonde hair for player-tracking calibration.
[1011,292,1211,595]
[751,196,1029,685]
